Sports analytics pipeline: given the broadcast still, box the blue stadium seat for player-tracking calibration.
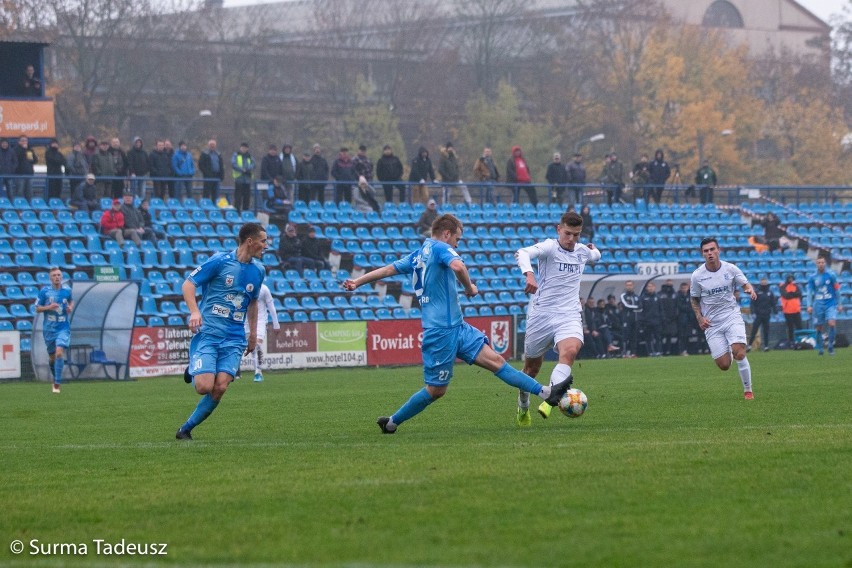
[167,315,185,326]
[359,309,376,321]
[148,316,165,326]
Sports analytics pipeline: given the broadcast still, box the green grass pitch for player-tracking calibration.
[1,350,850,567]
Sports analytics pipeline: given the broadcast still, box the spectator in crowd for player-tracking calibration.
[278,223,318,274]
[779,274,803,343]
[307,144,329,203]
[120,190,154,242]
[748,277,776,352]
[648,149,671,205]
[565,153,586,206]
[620,280,641,357]
[409,146,435,205]
[506,145,535,205]
[70,173,99,212]
[0,138,18,197]
[599,152,624,206]
[546,152,569,205]
[100,198,140,246]
[163,139,176,198]
[260,144,283,184]
[149,139,172,199]
[171,141,195,201]
[438,142,471,206]
[639,282,662,356]
[676,281,693,355]
[198,139,224,203]
[331,147,357,204]
[755,212,785,252]
[695,159,717,205]
[92,140,115,199]
[353,144,374,182]
[109,137,129,199]
[45,138,66,200]
[658,279,679,355]
[631,153,650,204]
[354,175,381,214]
[473,147,500,203]
[127,137,150,198]
[417,198,440,237]
[13,135,37,200]
[582,297,604,359]
[595,299,620,356]
[82,136,97,171]
[264,177,291,219]
[65,142,88,197]
[302,227,330,271]
[296,150,314,202]
[139,198,165,241]
[231,142,255,213]
[579,204,595,242]
[279,143,297,201]
[22,64,42,96]
[605,294,623,349]
[376,144,404,204]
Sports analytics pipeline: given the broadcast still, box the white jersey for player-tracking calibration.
[690,260,749,325]
[245,284,278,336]
[516,240,600,314]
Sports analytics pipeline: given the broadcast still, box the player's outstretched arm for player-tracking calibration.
[342,264,399,291]
[450,259,477,297]
[515,246,539,294]
[691,296,710,329]
[586,243,601,263]
[182,280,202,332]
[743,283,757,300]
[245,300,258,354]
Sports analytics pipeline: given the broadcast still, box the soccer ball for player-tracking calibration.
[558,389,588,418]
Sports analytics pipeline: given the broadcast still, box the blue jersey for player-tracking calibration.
[393,238,463,329]
[187,250,265,339]
[35,285,73,335]
[808,270,839,307]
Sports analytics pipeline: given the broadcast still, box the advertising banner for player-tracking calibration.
[0,331,21,380]
[252,321,367,370]
[129,326,192,378]
[0,99,56,138]
[366,316,514,366]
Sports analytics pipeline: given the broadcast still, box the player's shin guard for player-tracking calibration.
[736,357,752,393]
[518,391,530,409]
[182,394,220,432]
[391,388,434,425]
[495,362,543,396]
[53,357,64,385]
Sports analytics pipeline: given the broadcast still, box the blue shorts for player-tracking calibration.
[813,303,837,326]
[188,333,247,379]
[43,328,71,355]
[421,323,489,386]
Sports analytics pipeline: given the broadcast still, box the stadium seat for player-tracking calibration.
[147,316,165,326]
[0,320,14,331]
[359,309,376,321]
[167,315,185,326]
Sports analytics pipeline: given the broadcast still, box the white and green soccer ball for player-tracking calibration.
[558,388,588,418]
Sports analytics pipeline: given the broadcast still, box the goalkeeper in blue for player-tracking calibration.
[176,222,268,440]
[342,214,573,434]
[807,256,843,355]
[34,267,74,394]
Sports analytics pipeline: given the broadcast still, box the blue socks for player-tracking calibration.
[53,357,64,385]
[182,394,220,432]
[496,362,543,395]
[816,329,824,351]
[828,327,836,350]
[391,388,434,425]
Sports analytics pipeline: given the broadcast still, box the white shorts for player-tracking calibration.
[704,317,747,360]
[523,308,583,359]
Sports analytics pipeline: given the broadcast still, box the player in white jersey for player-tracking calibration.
[690,237,757,400]
[243,283,279,382]
[515,210,601,425]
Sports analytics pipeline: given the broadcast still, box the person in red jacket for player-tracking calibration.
[506,145,536,205]
[100,199,141,246]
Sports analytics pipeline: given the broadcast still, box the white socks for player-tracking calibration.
[737,357,752,392]
[518,391,530,409]
[550,363,572,387]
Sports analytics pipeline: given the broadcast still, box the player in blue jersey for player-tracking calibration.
[34,267,74,394]
[176,222,268,440]
[807,256,843,355]
[343,214,573,433]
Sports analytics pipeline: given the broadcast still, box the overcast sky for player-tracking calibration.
[222,0,849,24]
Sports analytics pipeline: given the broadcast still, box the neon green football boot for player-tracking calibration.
[516,407,532,427]
[537,401,553,419]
